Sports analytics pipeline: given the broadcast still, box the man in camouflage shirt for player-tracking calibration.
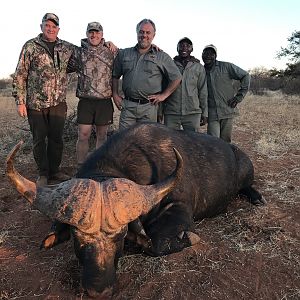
[202,44,250,143]
[68,22,117,167]
[12,13,75,186]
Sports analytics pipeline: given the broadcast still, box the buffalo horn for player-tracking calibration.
[5,141,37,203]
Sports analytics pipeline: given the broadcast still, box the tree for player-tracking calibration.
[275,31,300,94]
[249,67,283,94]
[277,31,300,63]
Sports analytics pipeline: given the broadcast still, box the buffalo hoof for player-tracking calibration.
[126,230,153,252]
[178,231,201,246]
[252,196,267,206]
[239,186,266,206]
[87,286,113,299]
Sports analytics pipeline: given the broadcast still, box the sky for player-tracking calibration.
[1,0,299,78]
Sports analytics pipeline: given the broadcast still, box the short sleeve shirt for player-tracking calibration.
[113,45,182,100]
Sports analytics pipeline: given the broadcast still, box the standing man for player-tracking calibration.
[69,22,117,168]
[162,37,208,131]
[112,19,182,130]
[12,13,74,186]
[202,44,250,142]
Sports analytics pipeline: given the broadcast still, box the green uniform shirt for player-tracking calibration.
[113,45,182,101]
[163,56,208,117]
[205,60,250,120]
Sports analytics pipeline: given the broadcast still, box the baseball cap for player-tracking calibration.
[203,44,217,55]
[42,13,59,26]
[86,22,103,32]
[178,37,193,46]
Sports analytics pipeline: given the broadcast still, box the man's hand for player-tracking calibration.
[157,114,164,123]
[105,41,118,53]
[227,97,239,108]
[113,95,123,111]
[152,44,162,51]
[200,115,208,126]
[17,104,27,118]
[148,94,166,105]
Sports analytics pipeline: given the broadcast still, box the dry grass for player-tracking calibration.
[0,90,299,300]
[237,91,300,157]
[114,91,300,300]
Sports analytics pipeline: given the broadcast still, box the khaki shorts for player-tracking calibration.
[77,98,114,125]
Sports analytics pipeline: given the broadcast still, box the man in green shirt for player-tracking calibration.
[163,37,208,131]
[202,44,250,142]
[112,19,182,130]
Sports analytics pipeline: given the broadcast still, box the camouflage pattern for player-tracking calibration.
[71,39,116,100]
[86,22,103,32]
[42,13,59,26]
[12,34,75,110]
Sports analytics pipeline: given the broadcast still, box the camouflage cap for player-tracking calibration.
[203,44,217,55]
[42,13,59,26]
[86,22,103,32]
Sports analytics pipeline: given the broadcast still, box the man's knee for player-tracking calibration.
[78,132,90,141]
[119,115,136,130]
[207,121,220,137]
[78,125,92,141]
[220,119,233,142]
[164,115,181,130]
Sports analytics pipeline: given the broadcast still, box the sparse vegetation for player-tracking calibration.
[0,91,299,299]
[249,30,300,95]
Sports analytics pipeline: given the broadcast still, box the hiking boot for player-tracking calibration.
[36,176,48,187]
[49,172,71,182]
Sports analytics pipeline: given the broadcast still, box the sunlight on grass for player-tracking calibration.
[0,230,8,245]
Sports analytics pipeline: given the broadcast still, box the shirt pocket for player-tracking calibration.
[143,56,158,74]
[123,57,135,73]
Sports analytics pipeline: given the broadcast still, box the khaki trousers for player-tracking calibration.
[207,118,233,143]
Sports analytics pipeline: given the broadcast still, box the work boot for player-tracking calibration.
[36,176,48,187]
[49,172,71,182]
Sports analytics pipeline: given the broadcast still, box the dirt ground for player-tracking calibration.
[0,93,299,299]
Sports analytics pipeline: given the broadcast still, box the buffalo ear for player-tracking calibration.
[40,223,71,250]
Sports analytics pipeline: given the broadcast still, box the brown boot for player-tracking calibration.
[36,176,48,187]
[49,172,71,182]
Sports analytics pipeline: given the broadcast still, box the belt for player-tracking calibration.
[126,97,149,104]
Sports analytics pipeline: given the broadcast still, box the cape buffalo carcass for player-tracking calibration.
[6,122,264,297]
[74,122,264,254]
[5,140,183,298]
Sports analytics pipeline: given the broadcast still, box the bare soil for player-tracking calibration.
[0,93,299,299]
